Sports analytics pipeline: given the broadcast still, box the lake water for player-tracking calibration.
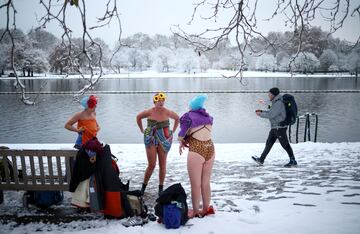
[0,76,359,144]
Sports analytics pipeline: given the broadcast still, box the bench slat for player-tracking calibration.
[20,155,28,185]
[65,157,71,184]
[11,155,19,185]
[29,156,36,185]
[38,155,45,185]
[56,156,63,185]
[47,156,54,185]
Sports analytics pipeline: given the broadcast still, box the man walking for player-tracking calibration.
[252,87,297,167]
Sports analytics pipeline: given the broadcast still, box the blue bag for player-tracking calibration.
[163,202,182,229]
[31,191,64,208]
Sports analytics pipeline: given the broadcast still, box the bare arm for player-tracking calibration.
[65,113,82,133]
[169,110,180,133]
[136,109,150,133]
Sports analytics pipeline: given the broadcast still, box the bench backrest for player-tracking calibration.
[0,149,77,191]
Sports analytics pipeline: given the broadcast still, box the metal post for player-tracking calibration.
[307,114,311,142]
[314,114,318,143]
[296,116,300,143]
[304,114,308,142]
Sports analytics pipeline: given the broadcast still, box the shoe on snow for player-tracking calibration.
[251,156,264,165]
[284,160,297,168]
[205,205,215,216]
[148,213,157,222]
[122,216,145,227]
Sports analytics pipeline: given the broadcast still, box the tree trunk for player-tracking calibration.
[27,69,30,77]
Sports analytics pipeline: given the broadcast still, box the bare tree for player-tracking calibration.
[0,0,122,104]
[173,0,360,80]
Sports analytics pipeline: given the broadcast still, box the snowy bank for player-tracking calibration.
[0,70,355,80]
[1,142,360,234]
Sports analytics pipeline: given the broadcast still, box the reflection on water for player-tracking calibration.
[0,76,359,92]
[0,93,359,143]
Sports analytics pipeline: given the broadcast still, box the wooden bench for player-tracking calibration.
[0,149,77,204]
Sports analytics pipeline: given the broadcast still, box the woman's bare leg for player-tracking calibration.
[143,146,157,185]
[157,147,168,186]
[187,152,205,216]
[201,154,215,215]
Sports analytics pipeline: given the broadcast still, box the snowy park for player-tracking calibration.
[1,143,360,234]
[1,0,360,233]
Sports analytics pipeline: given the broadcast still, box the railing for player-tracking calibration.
[289,112,319,143]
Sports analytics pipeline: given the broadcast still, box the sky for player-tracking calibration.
[0,0,359,48]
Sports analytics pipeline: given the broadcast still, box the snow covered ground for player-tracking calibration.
[0,70,355,80]
[1,142,360,234]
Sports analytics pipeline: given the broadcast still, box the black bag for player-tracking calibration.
[0,157,23,182]
[0,158,14,182]
[280,94,298,126]
[121,190,148,217]
[154,183,189,226]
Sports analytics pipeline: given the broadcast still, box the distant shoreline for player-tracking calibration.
[0,70,356,80]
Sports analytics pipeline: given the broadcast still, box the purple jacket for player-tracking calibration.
[178,108,213,140]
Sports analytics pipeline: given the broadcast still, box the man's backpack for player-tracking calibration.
[280,94,298,126]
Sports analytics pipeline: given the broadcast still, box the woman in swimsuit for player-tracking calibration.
[178,94,215,218]
[65,95,100,208]
[136,92,179,196]
[65,95,100,148]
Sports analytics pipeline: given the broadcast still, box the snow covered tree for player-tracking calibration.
[199,55,210,72]
[319,49,338,71]
[175,48,200,73]
[292,52,320,73]
[0,44,10,75]
[27,29,58,54]
[348,47,360,77]
[123,33,154,50]
[151,47,175,72]
[49,44,70,75]
[153,34,171,48]
[23,48,50,74]
[91,38,111,69]
[111,48,131,73]
[328,64,339,71]
[255,54,277,72]
[336,53,350,71]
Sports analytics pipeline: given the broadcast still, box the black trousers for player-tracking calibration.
[260,128,295,162]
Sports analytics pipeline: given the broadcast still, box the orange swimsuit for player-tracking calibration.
[77,119,98,144]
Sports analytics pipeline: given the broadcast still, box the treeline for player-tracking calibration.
[0,26,359,76]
